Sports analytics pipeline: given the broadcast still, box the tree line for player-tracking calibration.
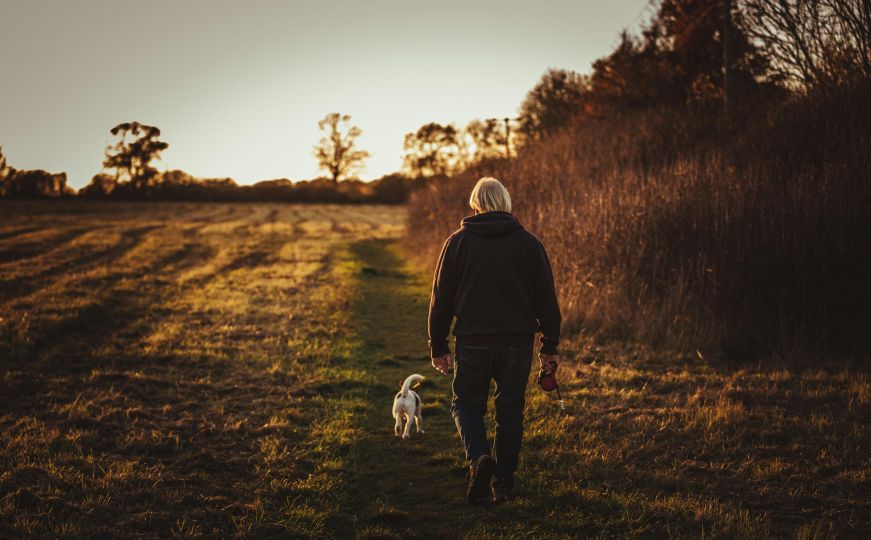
[2,0,868,202]
[0,116,420,204]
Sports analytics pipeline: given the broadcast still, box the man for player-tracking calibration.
[428,176,561,504]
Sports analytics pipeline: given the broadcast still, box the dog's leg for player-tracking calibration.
[402,413,412,439]
[394,413,402,437]
[415,413,424,434]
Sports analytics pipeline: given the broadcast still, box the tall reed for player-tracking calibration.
[405,85,871,359]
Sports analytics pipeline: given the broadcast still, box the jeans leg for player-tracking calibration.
[451,344,492,462]
[492,343,533,488]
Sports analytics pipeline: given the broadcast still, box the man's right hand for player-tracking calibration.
[432,353,453,375]
[540,353,559,374]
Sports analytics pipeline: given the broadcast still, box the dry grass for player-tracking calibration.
[1,201,869,537]
[404,85,871,358]
[0,201,402,537]
[521,335,871,537]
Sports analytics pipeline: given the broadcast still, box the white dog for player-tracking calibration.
[393,374,425,439]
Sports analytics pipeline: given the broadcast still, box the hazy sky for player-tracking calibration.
[0,0,650,188]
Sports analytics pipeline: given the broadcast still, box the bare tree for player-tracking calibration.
[313,113,370,183]
[738,0,871,90]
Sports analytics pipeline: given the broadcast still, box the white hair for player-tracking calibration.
[469,177,512,213]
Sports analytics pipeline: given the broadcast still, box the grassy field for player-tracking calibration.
[1,202,869,538]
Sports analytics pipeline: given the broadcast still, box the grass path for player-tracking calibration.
[333,239,592,538]
[342,239,479,538]
[315,238,870,538]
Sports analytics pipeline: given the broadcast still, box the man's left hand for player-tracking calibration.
[540,353,559,374]
[432,353,453,375]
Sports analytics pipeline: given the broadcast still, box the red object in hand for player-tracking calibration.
[537,368,558,392]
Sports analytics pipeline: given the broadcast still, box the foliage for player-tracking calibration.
[462,118,511,162]
[77,168,420,204]
[101,122,169,193]
[313,112,370,183]
[78,173,116,198]
[517,68,589,141]
[0,146,71,198]
[402,118,515,178]
[402,122,460,177]
[586,0,772,114]
[0,147,8,179]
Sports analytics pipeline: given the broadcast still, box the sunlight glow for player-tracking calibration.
[0,0,648,188]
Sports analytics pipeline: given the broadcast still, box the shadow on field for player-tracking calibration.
[0,225,159,301]
[1,212,322,537]
[332,239,871,539]
[3,204,868,538]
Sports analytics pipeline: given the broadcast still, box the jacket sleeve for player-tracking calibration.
[427,235,457,358]
[533,240,561,355]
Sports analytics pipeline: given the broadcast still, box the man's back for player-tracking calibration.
[428,210,560,357]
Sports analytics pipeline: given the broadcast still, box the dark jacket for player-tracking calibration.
[427,211,561,358]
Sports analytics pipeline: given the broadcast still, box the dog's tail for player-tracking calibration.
[400,373,424,397]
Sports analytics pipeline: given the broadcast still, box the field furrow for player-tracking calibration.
[1,201,868,538]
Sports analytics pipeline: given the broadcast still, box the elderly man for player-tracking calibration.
[428,177,561,504]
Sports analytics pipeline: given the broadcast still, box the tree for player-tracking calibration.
[79,173,117,198]
[102,122,168,193]
[739,0,871,91]
[313,113,370,183]
[0,147,70,198]
[161,169,197,187]
[518,68,589,142]
[654,0,768,101]
[0,146,9,197]
[0,146,9,179]
[464,118,510,163]
[1,169,68,198]
[0,147,13,197]
[587,0,771,112]
[589,31,668,111]
[402,123,459,177]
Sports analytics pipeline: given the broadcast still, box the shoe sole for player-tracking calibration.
[468,456,494,504]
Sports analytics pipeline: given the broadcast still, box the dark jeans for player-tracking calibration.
[451,341,533,489]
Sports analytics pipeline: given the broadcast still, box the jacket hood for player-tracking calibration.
[460,211,523,237]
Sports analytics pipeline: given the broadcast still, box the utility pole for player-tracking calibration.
[723,0,732,114]
[503,117,511,158]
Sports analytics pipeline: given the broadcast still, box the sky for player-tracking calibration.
[0,0,651,189]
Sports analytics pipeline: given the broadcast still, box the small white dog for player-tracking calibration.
[393,373,425,439]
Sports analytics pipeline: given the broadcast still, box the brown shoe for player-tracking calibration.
[467,455,494,504]
[491,485,513,504]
